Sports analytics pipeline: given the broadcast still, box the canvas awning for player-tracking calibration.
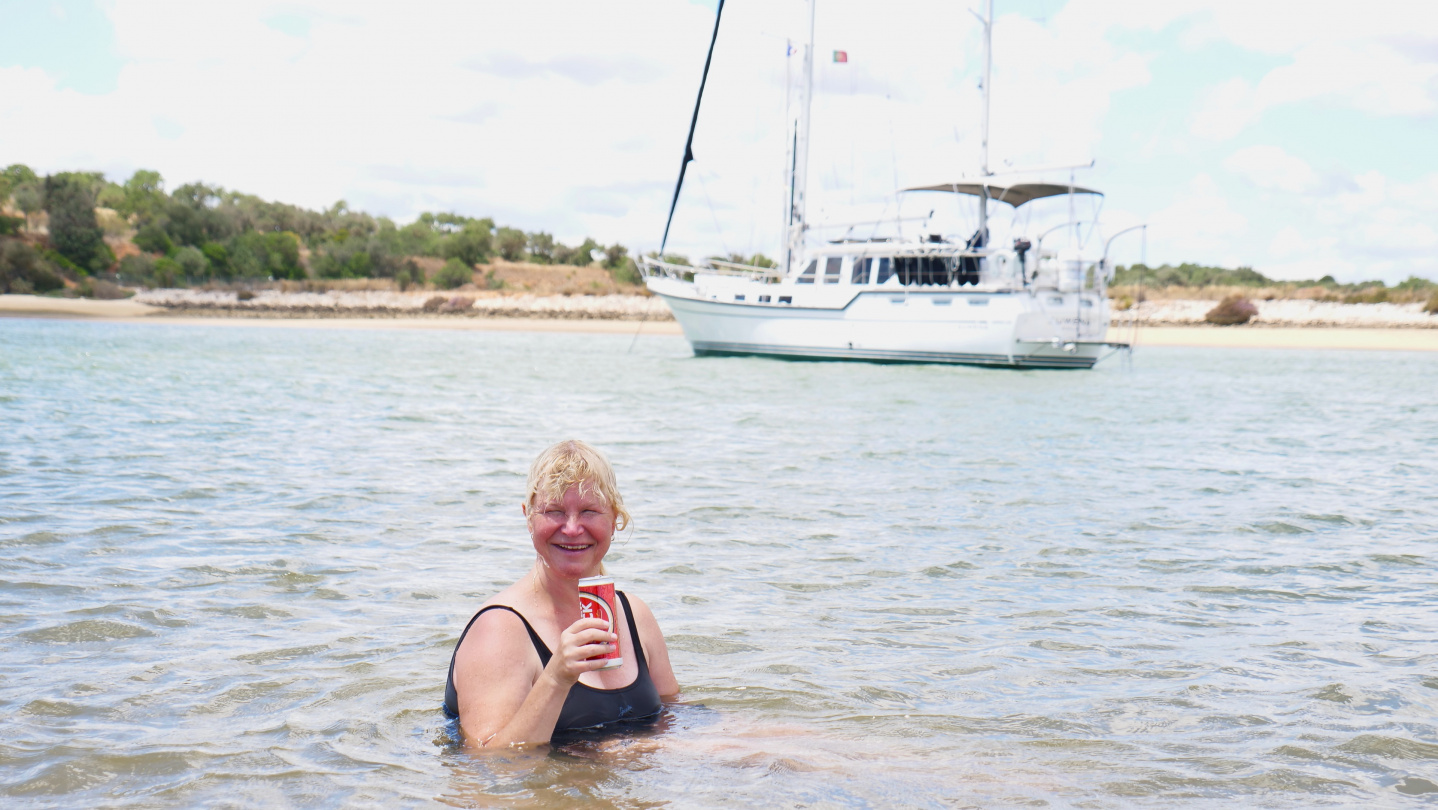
[901,182,1102,207]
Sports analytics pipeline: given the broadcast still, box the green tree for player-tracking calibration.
[394,220,442,256]
[227,231,302,280]
[44,173,109,273]
[152,256,182,288]
[200,242,229,277]
[648,251,690,266]
[1,164,40,201]
[555,237,601,266]
[441,220,493,266]
[265,232,303,279]
[134,222,175,255]
[0,240,66,293]
[527,231,554,263]
[13,184,43,230]
[119,170,166,223]
[495,227,527,261]
[173,245,209,279]
[96,182,126,210]
[118,253,157,285]
[310,232,396,279]
[164,183,236,247]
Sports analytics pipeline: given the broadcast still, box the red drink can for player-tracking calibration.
[577,575,623,669]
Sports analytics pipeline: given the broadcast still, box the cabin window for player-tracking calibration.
[1048,296,1064,305]
[968,297,989,306]
[933,298,952,306]
[823,257,842,284]
[851,257,872,284]
[779,295,793,304]
[895,256,953,286]
[759,294,771,303]
[875,257,894,284]
[734,294,745,301]
[1081,299,1094,308]
[796,260,817,284]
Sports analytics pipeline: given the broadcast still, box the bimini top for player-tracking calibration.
[901,181,1102,207]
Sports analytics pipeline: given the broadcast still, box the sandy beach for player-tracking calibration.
[5,294,1438,350]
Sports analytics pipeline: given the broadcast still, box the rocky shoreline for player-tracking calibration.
[128,289,1438,328]
[1120,298,1436,328]
[133,289,673,321]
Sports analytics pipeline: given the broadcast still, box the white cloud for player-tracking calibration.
[1223,145,1318,193]
[1248,169,1438,282]
[1190,78,1259,141]
[1268,225,1305,258]
[1187,1,1438,140]
[1148,174,1247,256]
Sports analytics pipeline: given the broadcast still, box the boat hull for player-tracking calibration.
[653,285,1110,369]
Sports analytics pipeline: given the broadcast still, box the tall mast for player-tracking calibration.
[785,0,816,275]
[782,37,792,249]
[976,0,993,243]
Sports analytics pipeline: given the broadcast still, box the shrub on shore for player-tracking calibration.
[1425,293,1438,315]
[432,258,473,290]
[0,240,66,293]
[1205,295,1258,325]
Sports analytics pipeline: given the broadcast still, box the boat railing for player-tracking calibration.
[639,256,782,282]
[706,259,785,279]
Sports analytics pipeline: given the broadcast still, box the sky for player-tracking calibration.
[2,0,1436,283]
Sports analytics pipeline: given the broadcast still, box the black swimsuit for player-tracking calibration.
[443,591,663,733]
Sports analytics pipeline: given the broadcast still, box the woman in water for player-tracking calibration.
[444,440,679,747]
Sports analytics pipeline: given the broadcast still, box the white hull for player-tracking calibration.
[648,274,1115,370]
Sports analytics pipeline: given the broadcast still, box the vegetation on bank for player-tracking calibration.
[0,163,645,296]
[2,162,1434,315]
[1113,262,1438,310]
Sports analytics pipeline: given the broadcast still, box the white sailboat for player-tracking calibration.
[641,0,1132,369]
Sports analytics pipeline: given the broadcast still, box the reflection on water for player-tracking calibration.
[2,318,1436,807]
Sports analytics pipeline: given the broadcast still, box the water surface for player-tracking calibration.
[2,318,1435,807]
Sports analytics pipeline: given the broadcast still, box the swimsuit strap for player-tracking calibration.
[615,591,650,673]
[473,604,553,666]
[451,595,646,688]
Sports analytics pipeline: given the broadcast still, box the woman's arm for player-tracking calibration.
[452,611,617,748]
[625,594,680,697]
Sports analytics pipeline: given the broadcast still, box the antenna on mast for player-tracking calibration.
[970,0,994,244]
[784,0,816,275]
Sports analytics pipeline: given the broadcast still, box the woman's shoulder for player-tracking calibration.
[619,591,662,632]
[619,590,653,615]
[455,600,542,673]
[459,587,543,650]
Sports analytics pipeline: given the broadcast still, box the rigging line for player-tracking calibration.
[625,307,650,355]
[1134,224,1147,350]
[695,168,731,258]
[1081,196,1105,249]
[661,0,726,254]
[868,195,890,242]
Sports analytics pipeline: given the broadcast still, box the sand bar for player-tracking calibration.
[0,294,682,335]
[0,295,163,318]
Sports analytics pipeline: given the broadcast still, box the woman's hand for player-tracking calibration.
[543,617,618,687]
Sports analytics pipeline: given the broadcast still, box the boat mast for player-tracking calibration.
[785,0,816,275]
[976,0,993,244]
[782,37,793,249]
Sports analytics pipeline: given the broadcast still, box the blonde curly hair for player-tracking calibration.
[524,440,630,531]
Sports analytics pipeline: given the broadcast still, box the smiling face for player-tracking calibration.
[526,481,615,580]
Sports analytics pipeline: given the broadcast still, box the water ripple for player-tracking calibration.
[2,318,1436,807]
